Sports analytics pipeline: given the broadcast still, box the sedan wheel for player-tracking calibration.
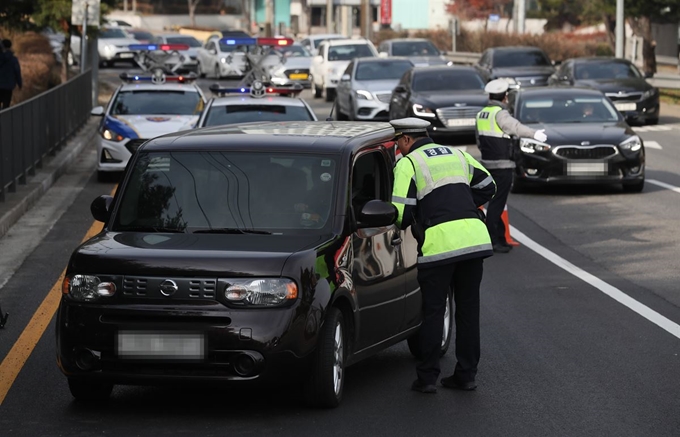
[407,292,453,359]
[214,64,221,79]
[303,307,345,408]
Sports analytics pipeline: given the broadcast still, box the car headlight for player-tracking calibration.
[642,88,658,99]
[412,103,435,118]
[619,135,642,152]
[62,275,117,302]
[105,44,115,52]
[271,67,286,78]
[520,138,551,153]
[101,128,125,142]
[220,57,228,64]
[223,278,298,307]
[446,61,453,66]
[355,90,373,100]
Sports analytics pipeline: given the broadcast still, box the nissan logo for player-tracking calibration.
[159,279,178,297]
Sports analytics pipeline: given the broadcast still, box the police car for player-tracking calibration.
[197,80,317,127]
[90,71,206,181]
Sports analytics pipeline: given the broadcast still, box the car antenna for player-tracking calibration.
[326,98,336,121]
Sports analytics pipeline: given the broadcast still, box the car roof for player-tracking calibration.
[144,121,394,154]
[489,46,545,53]
[119,83,202,92]
[326,38,372,46]
[412,65,477,74]
[383,38,432,43]
[209,96,307,107]
[355,56,412,64]
[569,57,632,64]
[515,86,605,98]
[308,34,344,40]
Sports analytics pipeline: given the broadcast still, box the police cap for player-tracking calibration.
[484,78,509,95]
[390,117,430,140]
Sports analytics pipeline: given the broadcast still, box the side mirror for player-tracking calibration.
[341,74,350,82]
[357,200,397,229]
[644,71,654,78]
[90,106,105,116]
[393,85,407,94]
[91,195,114,223]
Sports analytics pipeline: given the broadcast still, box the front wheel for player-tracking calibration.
[303,307,345,408]
[510,172,527,194]
[68,378,113,401]
[407,292,453,359]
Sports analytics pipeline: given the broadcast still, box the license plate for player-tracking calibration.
[119,53,134,59]
[289,73,308,80]
[567,162,607,175]
[615,102,636,111]
[117,331,204,360]
[446,118,476,127]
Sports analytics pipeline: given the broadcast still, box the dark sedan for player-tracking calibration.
[389,66,488,139]
[548,57,659,125]
[475,46,555,88]
[508,87,645,193]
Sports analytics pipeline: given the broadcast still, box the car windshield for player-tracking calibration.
[355,60,413,80]
[100,28,128,39]
[412,70,485,92]
[113,151,338,232]
[518,96,620,123]
[130,31,154,40]
[574,61,642,80]
[111,91,203,115]
[391,41,440,57]
[271,45,310,57]
[493,50,551,68]
[166,36,202,47]
[203,104,314,126]
[328,44,375,61]
[218,42,250,53]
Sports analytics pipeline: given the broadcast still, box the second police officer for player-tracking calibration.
[476,78,548,253]
[390,117,496,394]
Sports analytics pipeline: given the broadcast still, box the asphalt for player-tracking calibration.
[0,119,99,240]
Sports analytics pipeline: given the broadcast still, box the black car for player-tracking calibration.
[389,66,488,139]
[56,121,453,408]
[475,46,555,88]
[508,87,645,193]
[548,57,659,125]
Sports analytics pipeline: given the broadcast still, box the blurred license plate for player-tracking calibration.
[615,102,636,111]
[447,118,476,127]
[119,53,134,59]
[567,162,607,175]
[117,331,204,359]
[289,73,308,80]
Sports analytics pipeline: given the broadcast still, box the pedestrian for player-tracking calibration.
[0,39,23,110]
[475,79,547,254]
[390,117,496,394]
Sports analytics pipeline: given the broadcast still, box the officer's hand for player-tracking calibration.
[533,129,548,143]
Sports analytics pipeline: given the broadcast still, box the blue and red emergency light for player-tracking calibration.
[209,82,303,97]
[119,72,198,83]
[218,37,294,46]
[128,43,191,51]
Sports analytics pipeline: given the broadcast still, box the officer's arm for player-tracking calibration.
[465,152,497,207]
[391,157,417,230]
[496,109,536,139]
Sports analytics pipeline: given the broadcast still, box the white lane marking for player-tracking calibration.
[647,179,680,194]
[510,226,680,340]
[645,140,662,149]
[636,125,672,132]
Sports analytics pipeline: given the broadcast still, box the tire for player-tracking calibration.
[407,292,453,359]
[68,378,113,401]
[645,117,659,125]
[214,64,221,79]
[197,61,206,78]
[510,172,527,194]
[313,82,323,99]
[303,307,346,408]
[347,98,355,121]
[325,88,335,103]
[623,178,644,193]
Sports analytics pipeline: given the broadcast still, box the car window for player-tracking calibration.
[518,96,619,123]
[130,30,154,40]
[328,44,375,61]
[343,62,354,77]
[493,50,551,68]
[114,151,339,232]
[412,70,485,92]
[574,61,642,80]
[100,28,129,39]
[203,104,314,126]
[355,60,413,80]
[166,36,202,47]
[391,41,440,57]
[111,91,203,116]
[352,151,389,213]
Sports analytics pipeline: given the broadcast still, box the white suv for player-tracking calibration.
[310,39,378,102]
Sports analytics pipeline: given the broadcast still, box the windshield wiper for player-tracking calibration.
[120,226,187,233]
[193,228,272,235]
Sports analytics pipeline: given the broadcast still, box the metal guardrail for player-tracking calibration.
[0,70,93,202]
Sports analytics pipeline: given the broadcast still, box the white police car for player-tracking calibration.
[197,81,317,127]
[90,72,206,180]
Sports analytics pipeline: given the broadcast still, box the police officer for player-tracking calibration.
[476,79,547,253]
[390,117,496,394]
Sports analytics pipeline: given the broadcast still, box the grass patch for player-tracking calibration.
[660,88,680,105]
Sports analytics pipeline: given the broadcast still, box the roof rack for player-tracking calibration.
[119,71,198,84]
[209,80,303,98]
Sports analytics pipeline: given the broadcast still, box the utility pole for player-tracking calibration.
[517,0,526,34]
[265,0,274,37]
[326,0,333,34]
[360,0,371,39]
[81,2,88,72]
[615,0,624,58]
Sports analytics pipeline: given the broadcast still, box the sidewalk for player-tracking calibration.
[0,119,99,240]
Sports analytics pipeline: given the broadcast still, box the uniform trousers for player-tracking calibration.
[486,168,513,245]
[0,89,12,110]
[416,257,483,385]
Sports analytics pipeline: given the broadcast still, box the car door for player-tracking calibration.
[351,148,405,350]
[337,61,354,114]
[390,70,411,118]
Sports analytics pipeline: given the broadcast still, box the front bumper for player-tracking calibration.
[354,99,390,121]
[611,96,660,124]
[97,137,143,172]
[100,48,136,62]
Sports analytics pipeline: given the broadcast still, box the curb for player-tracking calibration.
[0,119,99,240]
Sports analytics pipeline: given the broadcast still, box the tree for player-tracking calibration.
[446,0,513,20]
[625,0,679,74]
[188,0,201,27]
[0,0,38,31]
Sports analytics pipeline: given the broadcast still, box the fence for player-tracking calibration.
[0,70,93,202]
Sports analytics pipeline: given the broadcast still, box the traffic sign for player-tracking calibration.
[71,0,101,27]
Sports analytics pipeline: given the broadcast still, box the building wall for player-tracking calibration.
[254,0,292,29]
[392,0,429,30]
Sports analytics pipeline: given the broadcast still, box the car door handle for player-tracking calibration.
[391,235,402,246]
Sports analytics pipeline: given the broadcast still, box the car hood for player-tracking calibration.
[112,115,199,139]
[574,78,652,93]
[69,232,329,277]
[413,90,488,108]
[354,79,400,93]
[492,66,555,78]
[99,38,139,47]
[407,56,449,67]
[525,121,635,145]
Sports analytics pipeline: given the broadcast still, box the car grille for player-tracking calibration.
[606,92,642,102]
[284,68,310,78]
[553,145,617,159]
[125,139,147,154]
[436,106,482,123]
[375,93,392,103]
[122,276,217,299]
[516,76,548,87]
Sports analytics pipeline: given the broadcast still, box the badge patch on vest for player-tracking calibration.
[424,147,453,157]
[478,112,490,119]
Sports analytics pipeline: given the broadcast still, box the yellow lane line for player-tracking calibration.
[0,187,115,405]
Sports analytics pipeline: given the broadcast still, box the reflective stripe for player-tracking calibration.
[410,148,470,200]
[408,153,434,188]
[453,148,470,182]
[392,195,417,205]
[417,175,469,200]
[477,130,507,138]
[481,159,515,169]
[418,243,493,264]
[471,175,494,189]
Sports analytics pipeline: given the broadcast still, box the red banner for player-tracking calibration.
[380,0,392,26]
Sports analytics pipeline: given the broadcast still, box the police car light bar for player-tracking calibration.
[256,37,294,46]
[220,37,258,46]
[120,72,198,83]
[218,37,294,46]
[208,82,303,96]
[128,43,191,51]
